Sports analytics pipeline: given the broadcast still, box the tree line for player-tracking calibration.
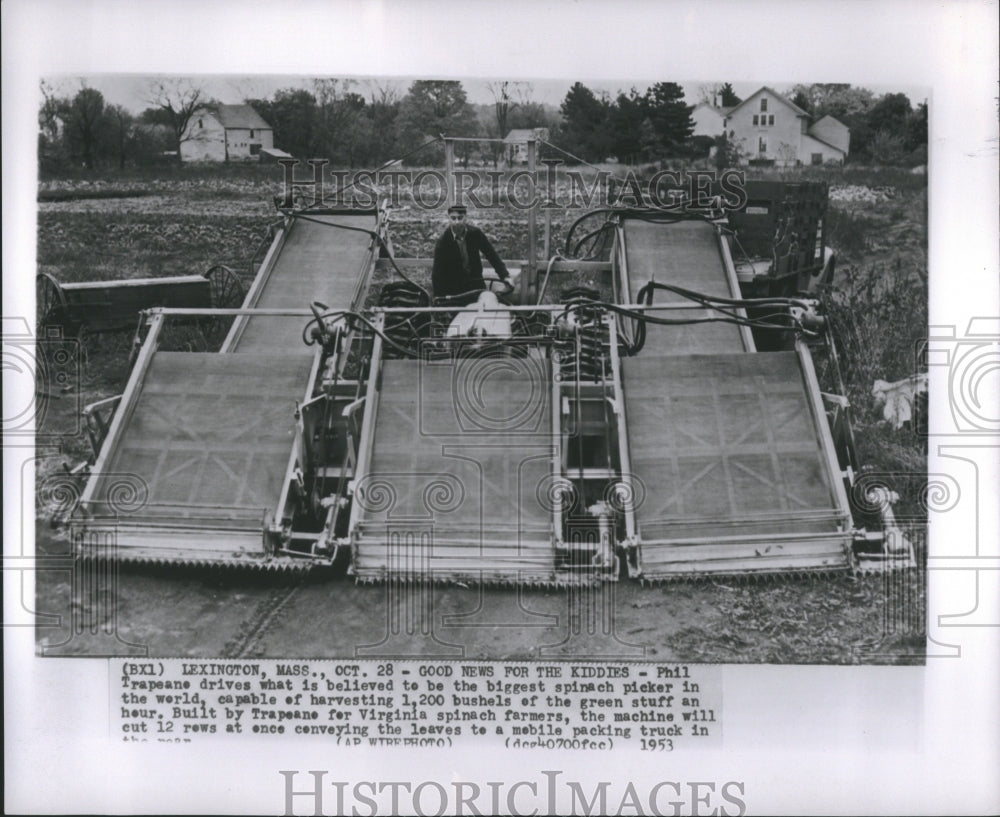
[788,83,927,165]
[38,78,926,172]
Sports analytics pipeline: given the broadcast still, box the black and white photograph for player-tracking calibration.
[29,73,929,663]
[4,0,999,814]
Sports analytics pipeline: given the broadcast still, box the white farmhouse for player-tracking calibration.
[180,104,274,162]
[503,128,550,164]
[691,102,732,137]
[723,87,849,166]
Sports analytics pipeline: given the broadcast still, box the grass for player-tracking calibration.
[37,212,267,283]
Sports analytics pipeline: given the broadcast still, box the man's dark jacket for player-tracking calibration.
[432,226,509,299]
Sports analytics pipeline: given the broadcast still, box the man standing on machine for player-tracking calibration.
[431,204,511,303]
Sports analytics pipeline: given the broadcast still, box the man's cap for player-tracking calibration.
[447,204,468,215]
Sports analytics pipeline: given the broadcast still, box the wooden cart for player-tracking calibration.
[37,265,245,336]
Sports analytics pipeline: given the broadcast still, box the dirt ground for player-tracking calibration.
[35,526,923,664]
[31,169,927,665]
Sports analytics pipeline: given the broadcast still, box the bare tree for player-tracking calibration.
[38,79,67,142]
[697,83,724,107]
[487,81,530,167]
[365,79,401,108]
[512,82,535,109]
[776,141,799,165]
[147,78,206,160]
[509,82,549,129]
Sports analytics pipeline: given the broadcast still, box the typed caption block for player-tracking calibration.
[114,660,721,751]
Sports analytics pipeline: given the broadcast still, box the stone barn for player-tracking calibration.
[180,104,274,162]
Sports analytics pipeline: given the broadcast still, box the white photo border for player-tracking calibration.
[4,0,998,814]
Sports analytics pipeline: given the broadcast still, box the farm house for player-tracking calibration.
[179,104,274,162]
[724,87,850,166]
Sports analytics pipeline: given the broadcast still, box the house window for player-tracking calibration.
[249,129,255,138]
[759,137,767,153]
[769,115,774,126]
[753,115,759,126]
[760,98,768,112]
[811,153,823,165]
[198,118,203,129]
[250,143,261,156]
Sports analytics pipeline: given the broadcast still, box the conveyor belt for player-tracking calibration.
[230,214,375,354]
[623,219,747,355]
[353,356,557,581]
[623,352,850,575]
[89,352,313,527]
[79,212,378,561]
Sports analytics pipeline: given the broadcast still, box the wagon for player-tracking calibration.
[36,264,245,337]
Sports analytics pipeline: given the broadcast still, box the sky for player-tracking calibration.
[42,73,930,114]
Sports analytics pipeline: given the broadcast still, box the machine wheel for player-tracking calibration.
[36,272,69,332]
[204,264,246,309]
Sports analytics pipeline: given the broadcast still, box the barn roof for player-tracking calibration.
[504,128,550,143]
[804,131,845,153]
[726,87,810,118]
[212,104,272,130]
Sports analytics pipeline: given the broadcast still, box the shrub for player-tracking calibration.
[820,258,928,513]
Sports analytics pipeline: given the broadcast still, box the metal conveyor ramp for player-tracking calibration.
[619,217,851,576]
[85,352,315,562]
[351,356,558,583]
[227,214,376,354]
[622,218,752,356]
[78,211,379,566]
[623,352,851,576]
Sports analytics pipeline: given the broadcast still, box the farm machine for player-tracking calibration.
[60,155,914,582]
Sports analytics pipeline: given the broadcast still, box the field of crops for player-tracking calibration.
[33,162,928,663]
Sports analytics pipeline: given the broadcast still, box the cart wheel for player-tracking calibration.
[204,264,246,308]
[36,272,69,332]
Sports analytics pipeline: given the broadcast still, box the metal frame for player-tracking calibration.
[373,258,611,274]
[82,394,124,458]
[796,338,853,526]
[220,215,289,352]
[346,314,386,554]
[614,222,630,307]
[604,313,639,553]
[73,207,385,567]
[550,347,567,548]
[78,312,166,514]
[442,134,538,304]
[272,344,326,545]
[715,222,757,352]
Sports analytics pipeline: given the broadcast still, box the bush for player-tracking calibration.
[824,208,878,258]
[906,144,927,167]
[820,258,928,512]
[868,129,907,165]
